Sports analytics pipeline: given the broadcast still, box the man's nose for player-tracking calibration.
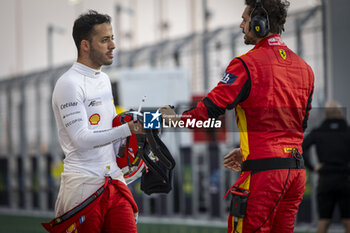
[109,40,116,50]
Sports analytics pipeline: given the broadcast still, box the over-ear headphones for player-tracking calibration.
[249,0,270,38]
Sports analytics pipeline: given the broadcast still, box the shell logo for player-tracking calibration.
[89,113,101,125]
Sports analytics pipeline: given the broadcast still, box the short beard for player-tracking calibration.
[244,38,254,45]
[244,33,257,45]
[89,44,112,67]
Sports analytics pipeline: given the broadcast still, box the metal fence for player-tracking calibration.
[0,5,324,226]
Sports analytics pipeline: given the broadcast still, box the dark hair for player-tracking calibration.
[72,10,111,54]
[245,0,290,34]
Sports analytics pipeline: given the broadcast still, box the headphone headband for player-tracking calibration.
[249,0,270,37]
[251,0,267,17]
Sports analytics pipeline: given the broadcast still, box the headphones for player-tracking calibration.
[249,0,270,38]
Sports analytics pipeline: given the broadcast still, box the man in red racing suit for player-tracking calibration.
[161,1,314,232]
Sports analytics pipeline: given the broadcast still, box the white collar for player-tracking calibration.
[72,62,102,79]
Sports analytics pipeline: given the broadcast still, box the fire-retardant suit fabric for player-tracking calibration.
[42,175,138,233]
[47,62,138,233]
[181,34,314,232]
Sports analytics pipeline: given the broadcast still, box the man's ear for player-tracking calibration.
[80,40,90,54]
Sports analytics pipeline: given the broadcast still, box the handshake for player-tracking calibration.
[159,105,181,125]
[127,105,180,134]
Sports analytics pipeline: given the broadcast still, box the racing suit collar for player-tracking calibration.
[72,62,102,79]
[253,34,285,50]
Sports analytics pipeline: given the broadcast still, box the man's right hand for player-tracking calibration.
[224,148,243,172]
[128,121,145,135]
[314,163,323,172]
[160,105,179,125]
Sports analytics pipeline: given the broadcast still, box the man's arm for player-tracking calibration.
[184,58,250,121]
[302,130,316,171]
[302,88,314,132]
[53,79,134,150]
[161,58,251,123]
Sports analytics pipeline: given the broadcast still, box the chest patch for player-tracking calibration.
[88,98,103,107]
[279,49,287,60]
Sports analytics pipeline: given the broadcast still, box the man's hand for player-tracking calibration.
[314,163,323,172]
[128,121,145,134]
[160,105,180,125]
[224,148,243,172]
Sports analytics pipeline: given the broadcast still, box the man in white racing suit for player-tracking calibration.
[48,10,143,233]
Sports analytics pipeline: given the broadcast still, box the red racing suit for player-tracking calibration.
[42,177,138,233]
[182,34,314,233]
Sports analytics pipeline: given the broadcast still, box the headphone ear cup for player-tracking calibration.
[251,15,269,38]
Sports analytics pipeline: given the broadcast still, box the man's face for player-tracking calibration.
[240,6,258,45]
[88,23,115,68]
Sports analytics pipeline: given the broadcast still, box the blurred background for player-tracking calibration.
[0,0,349,232]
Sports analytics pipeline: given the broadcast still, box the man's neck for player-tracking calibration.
[77,57,101,70]
[254,32,275,45]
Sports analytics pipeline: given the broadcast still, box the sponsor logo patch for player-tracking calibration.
[220,72,237,85]
[143,111,161,129]
[60,102,78,110]
[268,36,285,46]
[88,98,103,107]
[89,114,101,125]
[284,148,293,153]
[63,111,80,119]
[65,118,83,128]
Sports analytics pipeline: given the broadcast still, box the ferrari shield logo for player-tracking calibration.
[279,49,287,60]
[255,26,260,32]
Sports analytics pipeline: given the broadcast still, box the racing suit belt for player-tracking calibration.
[241,157,305,174]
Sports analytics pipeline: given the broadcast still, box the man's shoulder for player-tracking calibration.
[237,47,265,61]
[229,50,261,69]
[56,66,83,85]
[53,67,84,96]
[100,70,110,78]
[99,71,113,87]
[100,71,111,80]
